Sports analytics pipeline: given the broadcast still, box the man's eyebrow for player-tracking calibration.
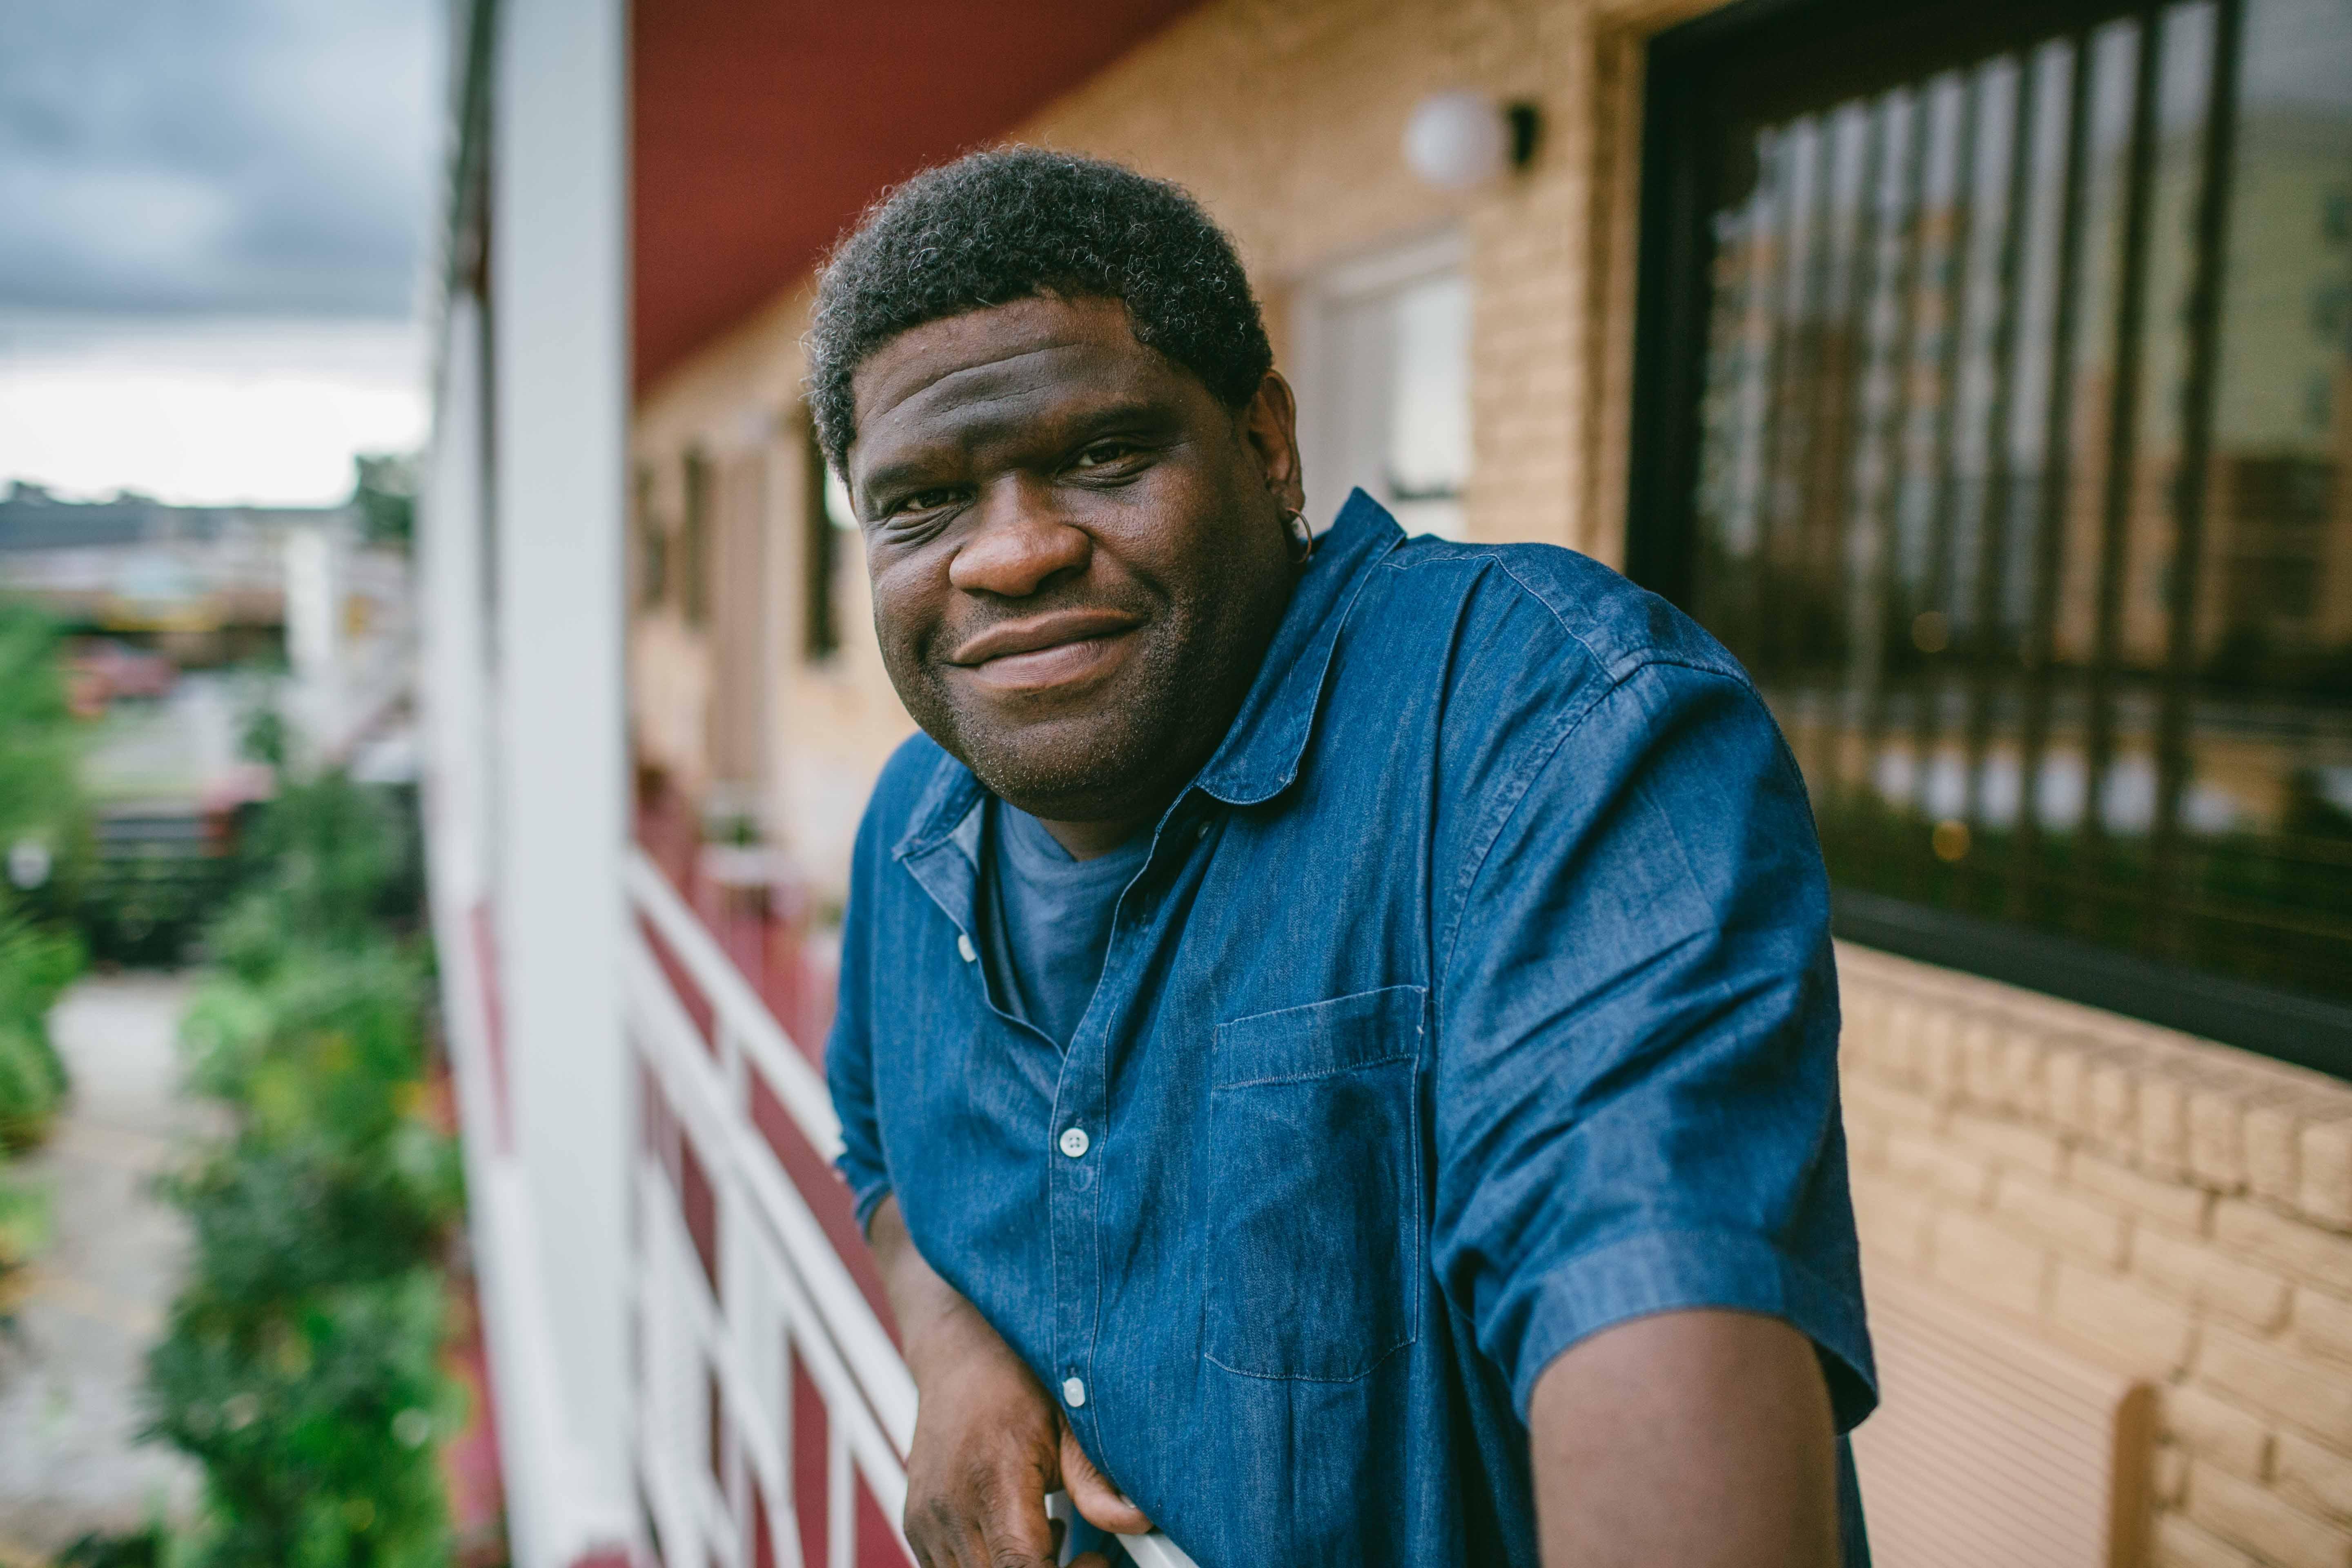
[856,454,951,503]
[860,396,1183,499]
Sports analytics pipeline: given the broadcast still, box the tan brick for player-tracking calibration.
[2252,1101,2306,1208]
[1850,1175,1935,1268]
[2185,1461,2352,1568]
[2138,1225,2294,1332]
[1886,1129,1993,1205]
[2093,1056,2140,1154]
[2159,1441,2192,1505]
[2276,1432,2352,1527]
[1841,1074,1938,1136]
[1920,1009,1966,1106]
[1838,989,1894,1080]
[2000,1169,2131,1266]
[1960,1014,2005,1107]
[1952,1109,2066,1179]
[2303,1121,2352,1232]
[2156,1512,2264,1568]
[2297,1289,2352,1369]
[1846,1117,1888,1174]
[2074,1148,2213,1232]
[1874,998,1927,1087]
[2145,1074,2194,1180]
[1932,1208,2049,1318]
[2054,1260,2196,1374]
[1999,1027,2051,1120]
[2217,1201,2352,1296]
[2191,1082,2251,1193]
[2199,1325,2352,1448]
[2167,1384,2276,1480]
[2046,1039,2099,1138]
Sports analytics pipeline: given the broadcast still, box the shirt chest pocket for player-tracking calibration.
[1203,984,1425,1383]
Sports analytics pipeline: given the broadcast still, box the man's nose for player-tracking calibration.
[947,480,1089,599]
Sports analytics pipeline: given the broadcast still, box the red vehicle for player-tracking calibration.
[65,638,177,716]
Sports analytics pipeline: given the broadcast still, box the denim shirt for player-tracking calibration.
[828,492,1876,1565]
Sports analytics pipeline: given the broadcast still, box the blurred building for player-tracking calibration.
[0,481,326,668]
[0,480,412,728]
[420,1,2352,1566]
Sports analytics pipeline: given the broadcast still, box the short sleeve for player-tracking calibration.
[826,792,894,1232]
[1433,659,1875,1429]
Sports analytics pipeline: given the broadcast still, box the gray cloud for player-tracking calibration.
[0,0,439,317]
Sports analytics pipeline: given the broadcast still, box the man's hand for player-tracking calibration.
[869,1196,1152,1567]
[1529,1309,1840,1568]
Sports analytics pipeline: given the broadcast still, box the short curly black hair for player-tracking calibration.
[805,147,1273,475]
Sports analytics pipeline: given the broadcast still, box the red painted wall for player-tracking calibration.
[632,0,1202,388]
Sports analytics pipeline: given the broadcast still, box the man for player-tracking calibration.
[816,149,1873,1568]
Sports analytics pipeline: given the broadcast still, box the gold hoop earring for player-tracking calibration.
[1282,506,1316,564]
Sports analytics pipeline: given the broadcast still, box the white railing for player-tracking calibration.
[624,851,1198,1568]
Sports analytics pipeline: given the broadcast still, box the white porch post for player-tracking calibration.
[489,0,632,1556]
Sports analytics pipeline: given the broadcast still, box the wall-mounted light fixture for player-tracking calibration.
[1402,91,1542,191]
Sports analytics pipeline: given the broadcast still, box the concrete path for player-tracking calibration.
[0,974,212,1559]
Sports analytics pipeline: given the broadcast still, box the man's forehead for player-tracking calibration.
[849,297,1170,450]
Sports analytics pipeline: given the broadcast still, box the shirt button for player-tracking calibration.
[1058,1126,1090,1159]
[956,933,977,963]
[1193,820,1211,841]
[1061,1376,1087,1408]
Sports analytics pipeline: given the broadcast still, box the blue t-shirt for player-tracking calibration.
[828,491,1875,1564]
[981,799,1152,1050]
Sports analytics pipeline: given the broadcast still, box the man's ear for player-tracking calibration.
[1239,372,1305,514]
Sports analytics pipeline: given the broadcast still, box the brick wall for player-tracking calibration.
[1842,944,2352,1567]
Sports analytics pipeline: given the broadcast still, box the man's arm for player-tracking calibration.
[1431,660,1873,1562]
[1529,1310,1839,1568]
[868,1196,1149,1568]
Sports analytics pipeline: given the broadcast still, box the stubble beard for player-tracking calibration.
[890,581,1281,824]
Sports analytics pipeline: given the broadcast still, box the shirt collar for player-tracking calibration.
[1192,488,1400,805]
[895,488,1402,855]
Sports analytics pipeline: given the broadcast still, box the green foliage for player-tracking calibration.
[147,1270,458,1568]
[0,602,86,1309]
[147,768,461,1568]
[241,700,290,774]
[352,454,416,551]
[0,896,82,1149]
[169,952,460,1305]
[0,599,85,844]
[0,599,91,928]
[56,1527,165,1568]
[207,771,421,983]
[0,1171,52,1319]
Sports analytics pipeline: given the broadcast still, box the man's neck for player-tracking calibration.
[1031,810,1156,861]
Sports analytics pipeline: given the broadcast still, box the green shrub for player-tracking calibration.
[0,600,86,851]
[146,768,461,1568]
[55,1526,164,1568]
[0,1171,51,1324]
[0,897,82,1149]
[146,1270,458,1568]
[206,772,420,983]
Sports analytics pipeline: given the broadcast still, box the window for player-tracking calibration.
[1295,233,1474,537]
[1631,0,2352,1075]
[680,447,712,629]
[634,462,668,612]
[802,418,853,663]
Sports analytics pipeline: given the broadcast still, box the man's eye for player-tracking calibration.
[886,486,963,517]
[1073,441,1143,470]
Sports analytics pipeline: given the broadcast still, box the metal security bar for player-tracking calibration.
[1633,0,2352,1067]
[625,851,1201,1568]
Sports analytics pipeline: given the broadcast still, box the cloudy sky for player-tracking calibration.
[0,0,439,504]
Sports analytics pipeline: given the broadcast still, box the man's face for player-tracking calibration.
[845,296,1302,828]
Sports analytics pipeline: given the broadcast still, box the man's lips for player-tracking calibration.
[945,608,1143,691]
